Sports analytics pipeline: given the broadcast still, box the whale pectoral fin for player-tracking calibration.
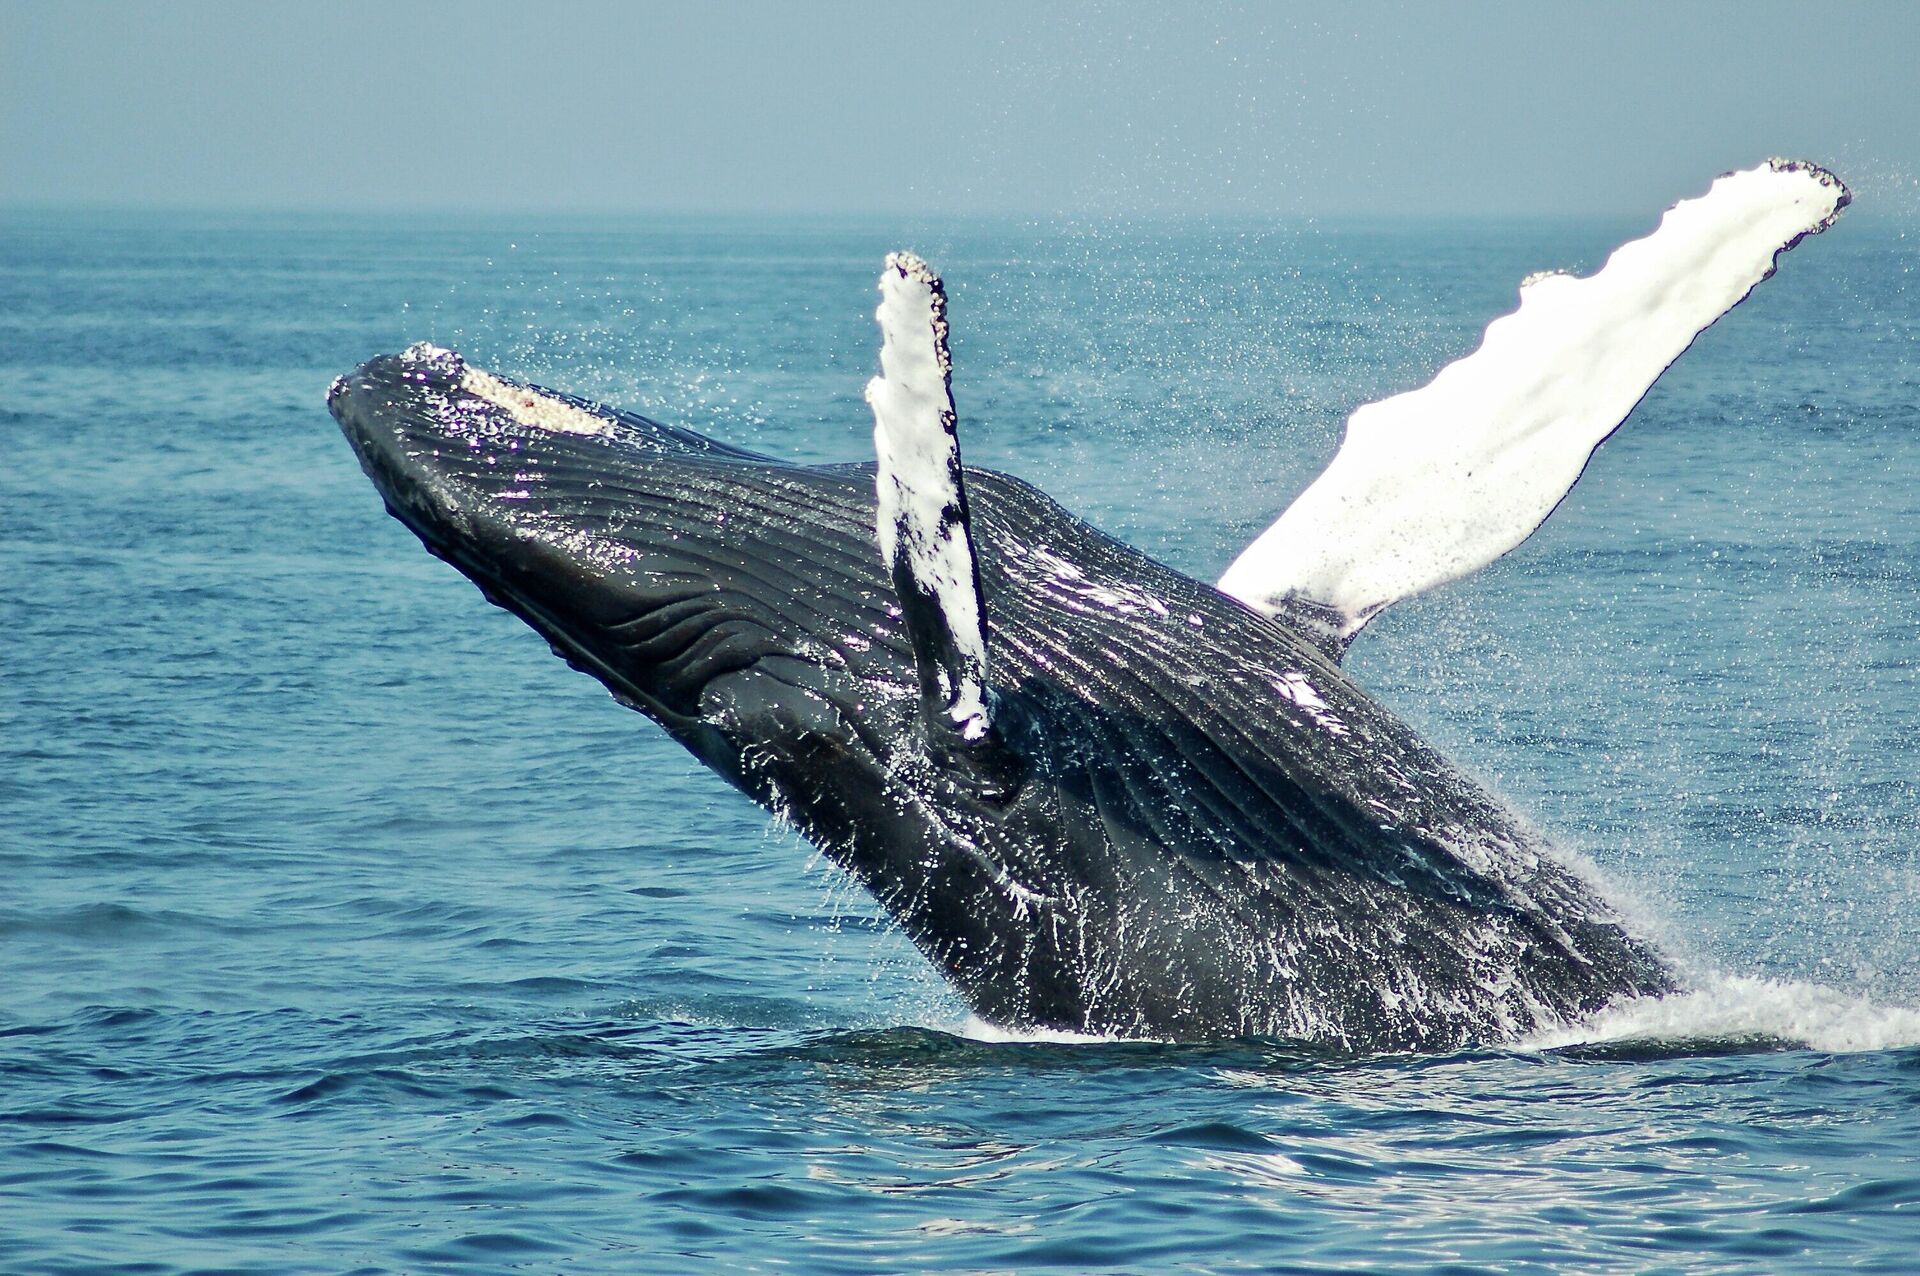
[866,252,996,745]
[1218,159,1851,655]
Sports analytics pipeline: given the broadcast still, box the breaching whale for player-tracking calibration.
[331,160,1849,1050]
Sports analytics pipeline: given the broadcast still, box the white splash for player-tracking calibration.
[1219,159,1850,643]
[958,1015,1129,1045]
[1522,973,1920,1055]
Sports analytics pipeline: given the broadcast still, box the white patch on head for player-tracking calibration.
[460,365,614,437]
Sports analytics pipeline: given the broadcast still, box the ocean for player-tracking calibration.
[3,206,1918,1272]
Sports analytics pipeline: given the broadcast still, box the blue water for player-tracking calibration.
[4,207,1919,1272]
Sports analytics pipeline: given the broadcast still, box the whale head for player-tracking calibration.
[330,344,863,743]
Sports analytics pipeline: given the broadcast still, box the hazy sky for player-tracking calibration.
[4,1,1916,217]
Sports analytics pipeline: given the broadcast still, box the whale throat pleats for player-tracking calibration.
[1218,158,1851,657]
[865,252,995,742]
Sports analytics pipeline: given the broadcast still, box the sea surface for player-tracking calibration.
[4,205,1919,1272]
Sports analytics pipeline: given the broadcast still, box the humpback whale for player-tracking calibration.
[331,160,1849,1050]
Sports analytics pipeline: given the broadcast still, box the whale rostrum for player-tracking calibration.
[332,160,1848,1049]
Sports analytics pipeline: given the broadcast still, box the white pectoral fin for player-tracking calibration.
[1218,159,1850,654]
[865,252,993,741]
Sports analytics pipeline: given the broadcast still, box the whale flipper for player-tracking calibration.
[865,253,995,744]
[1219,159,1851,654]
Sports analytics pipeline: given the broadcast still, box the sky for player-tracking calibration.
[3,1,1917,218]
